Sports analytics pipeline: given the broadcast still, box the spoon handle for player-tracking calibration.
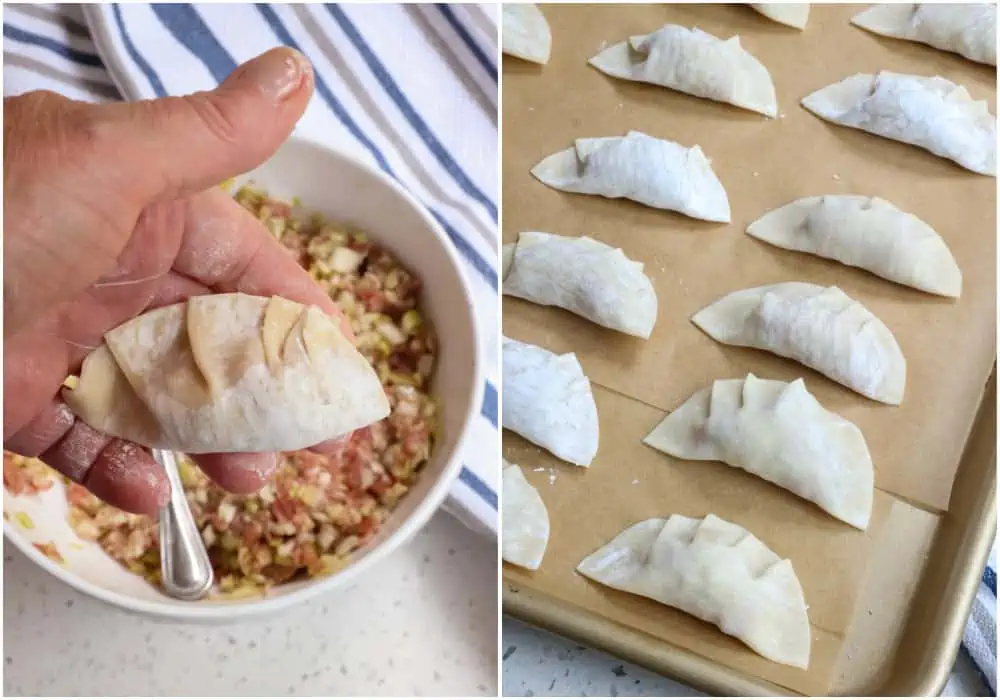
[154,449,214,601]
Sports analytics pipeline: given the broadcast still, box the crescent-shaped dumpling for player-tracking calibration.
[578,514,811,669]
[692,283,906,405]
[801,71,996,176]
[502,460,551,570]
[852,4,996,66]
[502,3,552,65]
[589,24,778,117]
[502,231,658,338]
[531,131,731,222]
[751,4,810,30]
[747,195,962,297]
[644,374,874,530]
[501,337,599,467]
[64,293,390,453]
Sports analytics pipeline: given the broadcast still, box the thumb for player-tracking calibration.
[110,47,314,198]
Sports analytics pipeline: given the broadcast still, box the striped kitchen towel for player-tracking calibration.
[3,3,499,536]
[962,547,996,695]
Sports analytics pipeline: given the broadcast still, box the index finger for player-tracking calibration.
[174,187,353,338]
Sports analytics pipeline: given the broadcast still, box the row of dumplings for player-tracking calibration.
[501,3,995,671]
[502,4,997,68]
[507,4,997,177]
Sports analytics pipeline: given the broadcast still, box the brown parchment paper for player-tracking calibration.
[502,3,997,695]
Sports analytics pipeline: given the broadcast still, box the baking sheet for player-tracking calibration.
[501,3,997,695]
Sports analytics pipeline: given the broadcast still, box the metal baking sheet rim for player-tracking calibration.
[503,368,997,697]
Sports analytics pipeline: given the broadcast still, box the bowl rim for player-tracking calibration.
[3,136,485,622]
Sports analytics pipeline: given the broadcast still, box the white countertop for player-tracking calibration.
[3,511,498,697]
[502,617,989,698]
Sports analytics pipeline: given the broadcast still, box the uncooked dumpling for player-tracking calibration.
[502,3,551,65]
[747,195,962,298]
[644,374,874,530]
[531,131,731,222]
[578,514,810,669]
[852,4,996,66]
[751,4,810,29]
[502,337,599,467]
[692,283,906,405]
[503,231,658,338]
[801,72,996,176]
[64,293,390,453]
[502,460,550,570]
[589,24,778,117]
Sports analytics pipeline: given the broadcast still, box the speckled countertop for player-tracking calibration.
[3,512,497,697]
[502,617,989,697]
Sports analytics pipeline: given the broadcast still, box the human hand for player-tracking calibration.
[4,47,346,515]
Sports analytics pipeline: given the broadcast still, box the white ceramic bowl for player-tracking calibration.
[3,138,483,622]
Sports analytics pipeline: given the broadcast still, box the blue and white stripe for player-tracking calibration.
[961,550,997,694]
[3,2,499,535]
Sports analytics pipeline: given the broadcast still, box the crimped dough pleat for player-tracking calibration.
[589,24,778,117]
[801,71,996,176]
[747,195,962,297]
[692,283,906,404]
[502,231,658,338]
[644,374,874,529]
[578,514,811,669]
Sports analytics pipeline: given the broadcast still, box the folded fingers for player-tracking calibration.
[5,400,169,515]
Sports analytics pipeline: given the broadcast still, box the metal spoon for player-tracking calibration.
[153,449,214,600]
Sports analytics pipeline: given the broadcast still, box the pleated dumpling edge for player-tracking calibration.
[746,194,963,298]
[801,71,996,176]
[577,514,811,669]
[692,283,907,405]
[644,373,875,530]
[530,131,731,222]
[588,24,778,117]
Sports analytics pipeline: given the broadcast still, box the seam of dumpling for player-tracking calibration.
[186,297,219,397]
[261,296,306,372]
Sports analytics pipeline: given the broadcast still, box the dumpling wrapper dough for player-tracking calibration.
[852,4,996,66]
[589,24,778,117]
[531,131,731,222]
[502,461,550,570]
[501,337,599,467]
[747,195,962,298]
[64,293,390,453]
[502,3,551,65]
[751,4,810,30]
[801,71,996,176]
[502,231,658,338]
[578,514,811,669]
[692,283,906,405]
[644,374,874,530]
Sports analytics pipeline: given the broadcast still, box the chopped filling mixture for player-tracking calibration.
[3,185,437,598]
